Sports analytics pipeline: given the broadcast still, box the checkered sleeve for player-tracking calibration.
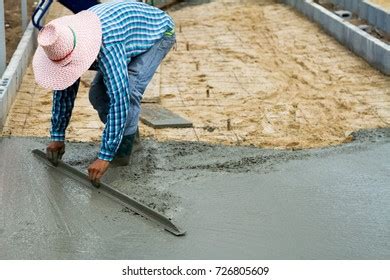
[50,79,80,141]
[98,43,130,161]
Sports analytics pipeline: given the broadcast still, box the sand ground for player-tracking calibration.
[2,0,389,149]
[369,0,390,10]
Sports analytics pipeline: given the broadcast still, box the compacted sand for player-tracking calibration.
[2,0,390,149]
[150,0,390,148]
[370,0,390,10]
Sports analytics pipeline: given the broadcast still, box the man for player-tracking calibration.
[32,1,176,183]
[57,0,100,14]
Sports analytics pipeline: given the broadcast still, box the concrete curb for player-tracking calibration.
[328,0,389,34]
[284,0,390,75]
[0,21,38,129]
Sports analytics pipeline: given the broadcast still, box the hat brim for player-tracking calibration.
[33,11,102,90]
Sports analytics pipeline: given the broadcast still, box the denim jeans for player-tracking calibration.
[89,34,176,136]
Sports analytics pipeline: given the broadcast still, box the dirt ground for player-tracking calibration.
[2,0,390,150]
[3,0,36,63]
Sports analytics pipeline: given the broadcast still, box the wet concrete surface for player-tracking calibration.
[0,129,389,259]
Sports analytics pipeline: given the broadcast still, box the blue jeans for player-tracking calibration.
[89,34,176,136]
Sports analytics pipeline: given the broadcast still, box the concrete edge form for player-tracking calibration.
[0,21,38,130]
[328,0,390,34]
[283,0,390,75]
[0,0,6,74]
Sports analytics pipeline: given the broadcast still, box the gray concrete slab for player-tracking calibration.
[0,129,389,259]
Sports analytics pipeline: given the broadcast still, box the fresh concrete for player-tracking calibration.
[0,128,389,259]
[283,0,390,75]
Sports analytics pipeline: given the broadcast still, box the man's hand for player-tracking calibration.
[88,159,110,185]
[46,141,65,166]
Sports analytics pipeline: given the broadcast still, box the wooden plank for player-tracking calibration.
[153,0,184,10]
[140,104,192,128]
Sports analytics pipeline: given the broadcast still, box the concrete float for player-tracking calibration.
[283,0,390,75]
[32,149,186,236]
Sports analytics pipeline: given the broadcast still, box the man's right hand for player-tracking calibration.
[46,141,65,166]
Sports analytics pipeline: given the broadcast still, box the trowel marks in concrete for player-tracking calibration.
[0,138,173,259]
[1,129,390,259]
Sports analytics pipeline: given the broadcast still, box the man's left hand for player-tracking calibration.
[88,159,110,184]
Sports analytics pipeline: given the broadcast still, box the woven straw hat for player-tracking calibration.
[32,11,102,90]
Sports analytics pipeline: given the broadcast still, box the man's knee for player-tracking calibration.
[131,86,144,106]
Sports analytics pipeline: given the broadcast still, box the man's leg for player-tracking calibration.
[89,71,110,124]
[111,34,176,165]
[124,34,176,136]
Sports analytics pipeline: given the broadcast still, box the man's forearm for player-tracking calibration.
[50,79,80,140]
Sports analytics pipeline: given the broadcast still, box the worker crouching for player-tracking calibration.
[32,1,176,184]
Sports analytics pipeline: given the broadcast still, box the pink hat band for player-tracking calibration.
[38,23,76,65]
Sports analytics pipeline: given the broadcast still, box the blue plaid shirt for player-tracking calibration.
[51,1,174,161]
